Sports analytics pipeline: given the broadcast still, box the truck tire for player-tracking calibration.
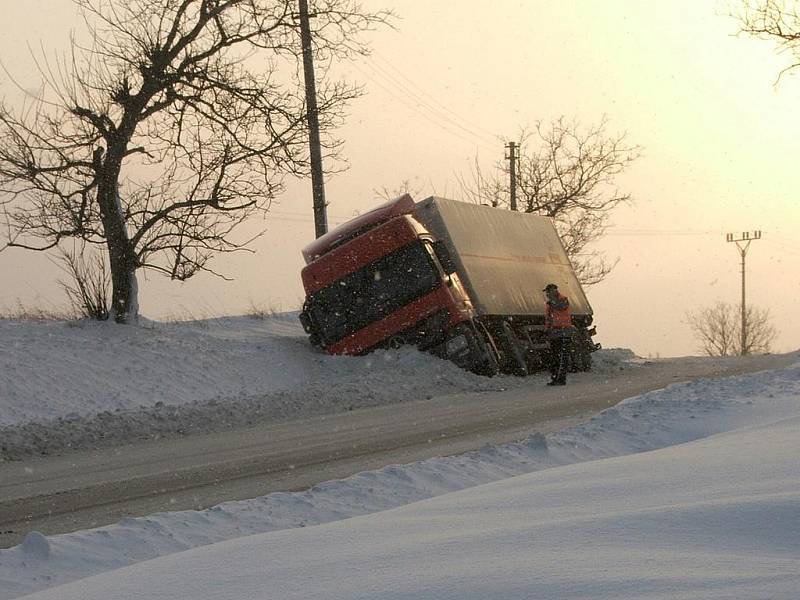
[501,322,529,377]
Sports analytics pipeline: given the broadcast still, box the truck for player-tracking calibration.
[298,194,600,376]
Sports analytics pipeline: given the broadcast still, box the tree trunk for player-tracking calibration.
[108,241,139,323]
[97,152,139,324]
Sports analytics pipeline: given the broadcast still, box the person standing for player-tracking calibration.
[543,283,575,386]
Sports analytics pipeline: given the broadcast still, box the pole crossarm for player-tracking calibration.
[726,230,761,246]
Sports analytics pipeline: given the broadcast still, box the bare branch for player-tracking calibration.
[685,301,778,356]
[0,0,392,320]
[458,117,641,286]
[734,0,800,82]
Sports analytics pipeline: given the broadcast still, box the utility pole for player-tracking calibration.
[505,141,519,211]
[298,0,327,238]
[726,230,761,355]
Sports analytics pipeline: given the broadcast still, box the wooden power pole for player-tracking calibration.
[298,0,327,238]
[505,141,518,211]
[726,230,761,355]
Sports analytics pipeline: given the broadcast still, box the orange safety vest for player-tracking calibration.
[545,292,573,330]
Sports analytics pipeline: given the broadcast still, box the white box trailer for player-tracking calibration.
[413,197,593,318]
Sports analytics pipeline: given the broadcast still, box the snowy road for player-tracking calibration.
[1,352,791,548]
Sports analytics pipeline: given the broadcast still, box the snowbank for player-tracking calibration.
[0,315,636,459]
[22,413,800,600]
[1,356,798,599]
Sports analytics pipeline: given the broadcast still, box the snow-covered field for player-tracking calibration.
[1,315,798,599]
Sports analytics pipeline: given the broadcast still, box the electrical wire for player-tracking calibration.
[348,60,498,155]
[270,208,354,220]
[761,238,800,257]
[768,233,800,249]
[265,211,349,228]
[605,228,719,236]
[268,213,800,264]
[369,50,501,141]
[361,53,500,149]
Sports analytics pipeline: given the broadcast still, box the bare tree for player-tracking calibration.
[458,117,640,286]
[373,178,425,202]
[735,0,800,80]
[0,0,391,322]
[686,301,778,356]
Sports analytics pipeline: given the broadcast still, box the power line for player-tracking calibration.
[367,50,500,143]
[349,60,498,154]
[605,228,719,236]
[761,238,800,256]
[359,57,497,148]
[768,233,800,249]
[266,211,349,227]
[270,208,354,220]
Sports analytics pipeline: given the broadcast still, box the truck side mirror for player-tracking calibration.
[432,240,457,275]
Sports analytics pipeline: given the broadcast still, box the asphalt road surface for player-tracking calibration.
[0,353,794,548]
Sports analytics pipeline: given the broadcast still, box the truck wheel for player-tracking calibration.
[501,322,529,377]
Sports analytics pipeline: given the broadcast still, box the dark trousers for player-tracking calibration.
[549,336,572,383]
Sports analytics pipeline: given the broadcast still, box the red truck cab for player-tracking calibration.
[300,194,477,360]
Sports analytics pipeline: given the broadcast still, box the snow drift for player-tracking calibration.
[1,336,798,598]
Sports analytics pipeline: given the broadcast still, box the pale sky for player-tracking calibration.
[1,0,799,357]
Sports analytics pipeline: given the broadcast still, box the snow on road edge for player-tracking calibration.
[1,358,798,600]
[0,315,634,459]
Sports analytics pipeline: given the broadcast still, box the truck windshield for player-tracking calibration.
[308,241,440,345]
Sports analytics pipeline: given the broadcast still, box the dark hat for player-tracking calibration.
[542,283,558,292]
